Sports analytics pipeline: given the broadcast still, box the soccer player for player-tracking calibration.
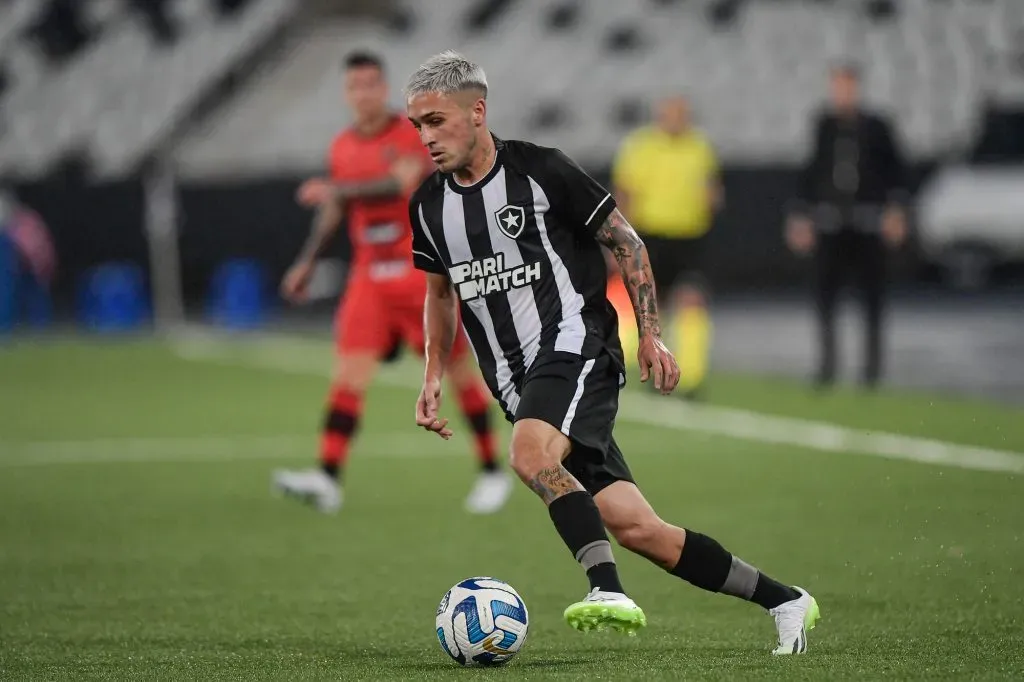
[272,51,512,515]
[405,51,820,655]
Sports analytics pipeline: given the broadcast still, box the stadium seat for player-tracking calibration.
[2,0,1023,176]
[167,0,1021,173]
[0,0,299,180]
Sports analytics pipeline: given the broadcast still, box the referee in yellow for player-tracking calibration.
[612,95,722,397]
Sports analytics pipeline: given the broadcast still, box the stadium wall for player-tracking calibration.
[10,163,931,315]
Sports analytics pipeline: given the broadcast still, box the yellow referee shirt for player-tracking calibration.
[612,126,719,239]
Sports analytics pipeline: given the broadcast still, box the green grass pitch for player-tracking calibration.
[1,336,1023,680]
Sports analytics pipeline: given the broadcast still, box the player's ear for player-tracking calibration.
[472,98,486,127]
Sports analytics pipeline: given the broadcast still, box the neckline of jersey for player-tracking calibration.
[445,136,505,195]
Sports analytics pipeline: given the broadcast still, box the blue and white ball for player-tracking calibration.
[435,577,529,666]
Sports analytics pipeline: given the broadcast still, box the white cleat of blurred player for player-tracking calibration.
[272,469,342,514]
[769,586,821,655]
[464,470,513,514]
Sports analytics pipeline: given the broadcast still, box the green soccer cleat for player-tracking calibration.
[769,586,821,655]
[563,588,647,636]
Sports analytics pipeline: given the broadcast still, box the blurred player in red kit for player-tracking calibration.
[272,51,512,515]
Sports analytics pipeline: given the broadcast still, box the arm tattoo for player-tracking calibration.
[297,199,343,263]
[527,464,584,505]
[593,209,661,338]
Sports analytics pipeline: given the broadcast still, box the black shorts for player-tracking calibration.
[642,234,708,296]
[512,351,635,496]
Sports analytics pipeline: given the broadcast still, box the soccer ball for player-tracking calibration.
[435,577,529,666]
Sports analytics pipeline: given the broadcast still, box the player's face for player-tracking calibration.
[344,65,388,123]
[406,91,483,173]
[830,71,860,112]
[656,97,690,136]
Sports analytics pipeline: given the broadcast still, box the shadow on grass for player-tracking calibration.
[391,656,596,674]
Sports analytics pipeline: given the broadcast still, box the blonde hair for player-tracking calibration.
[405,50,488,99]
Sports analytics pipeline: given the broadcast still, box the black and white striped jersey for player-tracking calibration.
[409,136,624,417]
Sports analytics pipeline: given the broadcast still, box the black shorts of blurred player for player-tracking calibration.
[637,234,710,398]
[643,233,709,299]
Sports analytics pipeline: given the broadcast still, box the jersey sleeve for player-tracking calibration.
[545,148,617,237]
[327,133,348,180]
[409,197,446,275]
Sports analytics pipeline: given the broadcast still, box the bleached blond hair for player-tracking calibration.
[405,50,488,99]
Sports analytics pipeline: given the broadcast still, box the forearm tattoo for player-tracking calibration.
[594,209,661,338]
[298,201,342,262]
[527,464,584,505]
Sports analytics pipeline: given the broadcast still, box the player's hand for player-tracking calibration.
[296,178,334,208]
[637,334,680,395]
[416,376,453,440]
[785,215,816,255]
[881,205,908,248]
[280,261,314,304]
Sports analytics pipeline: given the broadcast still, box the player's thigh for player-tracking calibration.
[334,281,390,380]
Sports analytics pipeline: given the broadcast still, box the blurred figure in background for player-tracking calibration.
[272,52,511,515]
[612,95,722,398]
[0,188,56,331]
[786,63,908,390]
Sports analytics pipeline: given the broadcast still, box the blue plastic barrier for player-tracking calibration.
[78,262,149,332]
[0,234,16,334]
[208,258,267,330]
[19,268,53,329]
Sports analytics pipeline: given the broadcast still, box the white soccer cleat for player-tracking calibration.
[769,586,821,655]
[272,468,342,514]
[464,470,513,514]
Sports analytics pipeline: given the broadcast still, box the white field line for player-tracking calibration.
[4,328,1022,474]
[165,329,1024,476]
[0,433,457,469]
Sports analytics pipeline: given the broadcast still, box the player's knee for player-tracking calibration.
[332,353,379,392]
[508,423,568,483]
[508,441,549,482]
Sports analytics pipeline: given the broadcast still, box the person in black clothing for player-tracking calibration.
[786,63,909,389]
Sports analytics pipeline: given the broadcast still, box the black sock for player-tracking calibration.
[750,574,801,611]
[548,490,625,595]
[670,529,799,610]
[321,462,340,480]
[481,460,498,473]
